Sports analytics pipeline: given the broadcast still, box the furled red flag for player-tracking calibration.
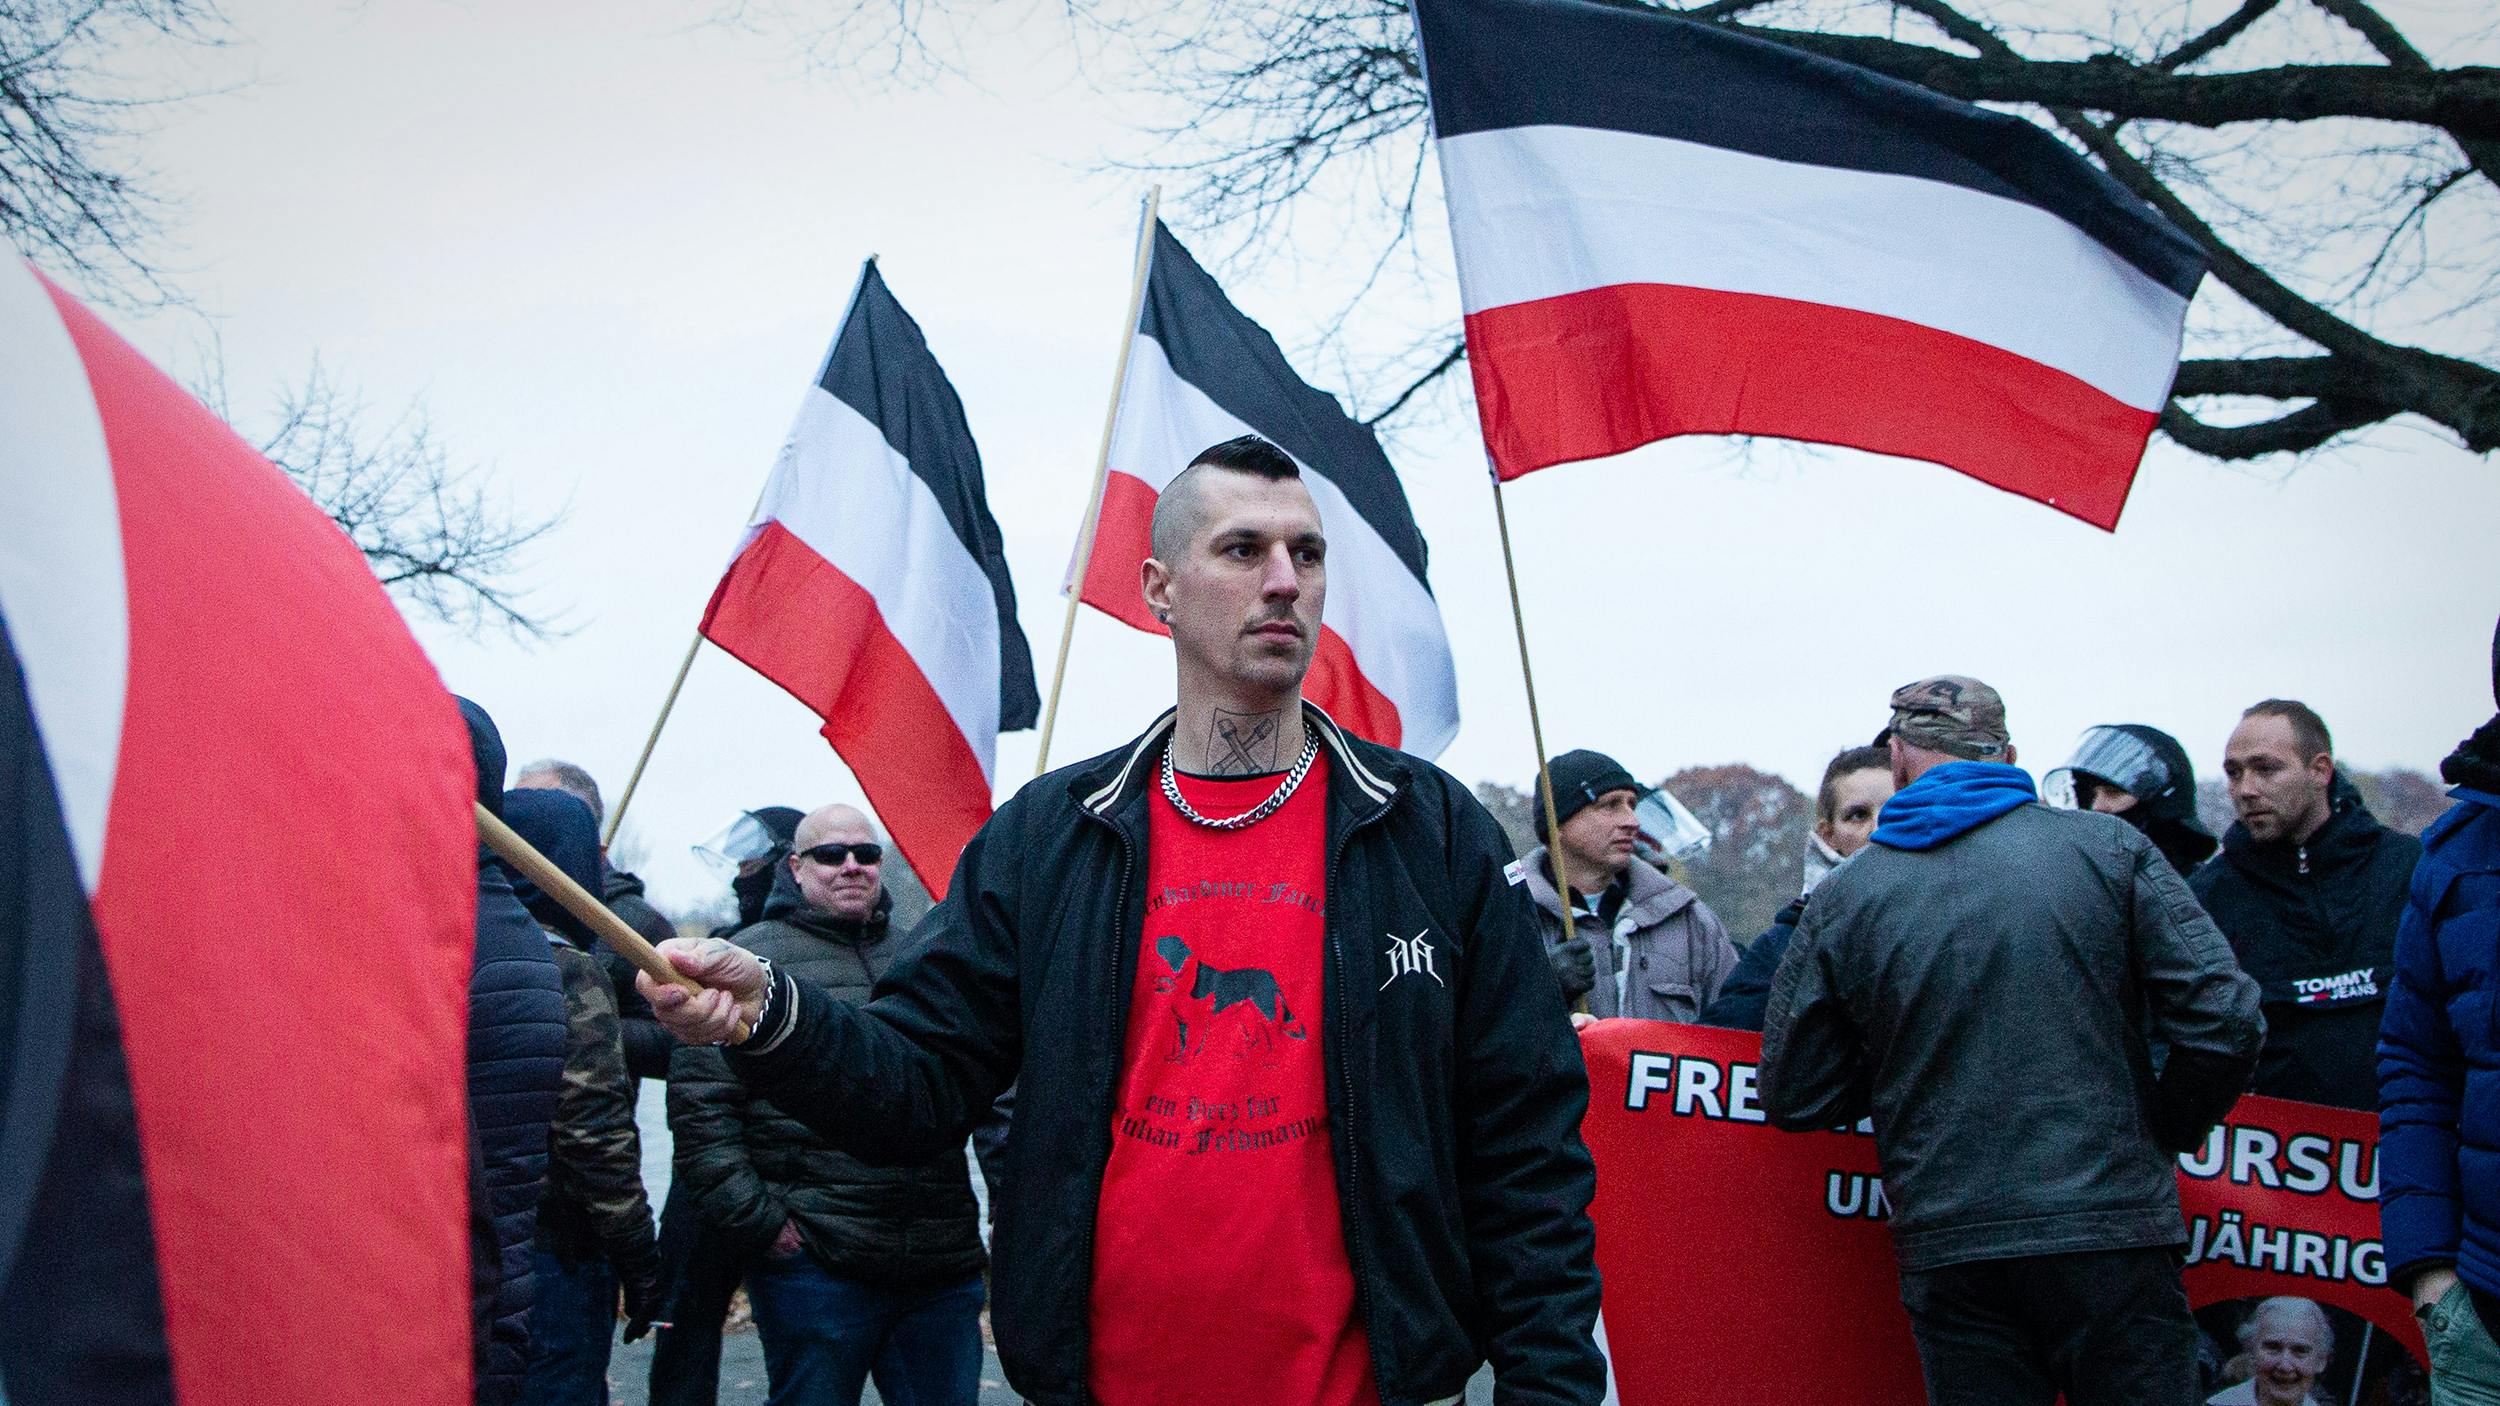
[1412,0,2210,531]
[701,262,1038,898]
[1072,221,1461,756]
[0,257,475,1404]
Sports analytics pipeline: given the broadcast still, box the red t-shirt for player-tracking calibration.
[1087,751,1376,1406]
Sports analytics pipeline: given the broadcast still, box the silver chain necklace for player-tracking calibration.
[1161,731,1320,830]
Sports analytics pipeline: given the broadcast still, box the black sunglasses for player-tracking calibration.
[799,842,883,867]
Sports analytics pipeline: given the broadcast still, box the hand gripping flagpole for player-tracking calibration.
[602,259,882,848]
[1033,186,1161,778]
[1489,468,1582,1009]
[479,801,749,1041]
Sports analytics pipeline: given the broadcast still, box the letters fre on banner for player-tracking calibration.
[1577,1021,2423,1405]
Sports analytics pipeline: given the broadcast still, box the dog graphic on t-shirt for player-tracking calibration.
[1152,934,1307,1067]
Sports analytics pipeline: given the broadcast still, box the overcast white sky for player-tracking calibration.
[81,0,2500,912]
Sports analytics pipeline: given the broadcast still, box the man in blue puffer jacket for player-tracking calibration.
[458,699,569,1406]
[2378,617,2500,1404]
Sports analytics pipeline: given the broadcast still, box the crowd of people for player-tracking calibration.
[453,433,2500,1406]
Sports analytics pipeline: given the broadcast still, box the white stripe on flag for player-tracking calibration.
[0,258,127,892]
[747,388,1005,779]
[1439,124,2189,412]
[1109,337,1462,759]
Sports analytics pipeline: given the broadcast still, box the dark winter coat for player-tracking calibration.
[498,790,661,1309]
[600,862,678,1083]
[456,698,567,1406]
[1701,896,1805,1032]
[671,890,985,1284]
[543,942,661,1305]
[2193,776,2423,1110]
[728,705,1604,1406]
[2377,786,2500,1308]
[467,863,566,1406]
[1762,800,2264,1272]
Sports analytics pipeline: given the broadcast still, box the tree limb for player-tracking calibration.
[2306,0,2500,183]
[2153,0,2280,72]
[1363,337,1466,426]
[1720,24,2500,140]
[2158,399,2393,458]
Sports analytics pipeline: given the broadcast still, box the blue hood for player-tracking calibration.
[497,788,603,946]
[1872,762,2038,851]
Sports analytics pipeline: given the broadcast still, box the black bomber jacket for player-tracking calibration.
[731,704,1605,1406]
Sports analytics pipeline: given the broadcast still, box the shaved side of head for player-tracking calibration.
[1148,435,1301,561]
[792,803,878,852]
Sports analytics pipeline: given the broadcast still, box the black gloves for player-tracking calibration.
[1549,934,1596,1001]
[619,1260,665,1343]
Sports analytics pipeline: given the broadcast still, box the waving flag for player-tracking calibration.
[1413,0,2209,530]
[702,262,1037,897]
[1073,222,1460,757]
[1,257,474,1404]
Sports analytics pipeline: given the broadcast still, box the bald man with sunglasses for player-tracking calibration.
[666,804,987,1406]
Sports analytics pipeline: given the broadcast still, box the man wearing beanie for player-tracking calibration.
[1520,749,1736,1023]
[2378,614,2500,1404]
[1762,676,2263,1406]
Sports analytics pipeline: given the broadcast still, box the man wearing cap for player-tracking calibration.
[1762,675,2264,1406]
[1520,749,1737,1023]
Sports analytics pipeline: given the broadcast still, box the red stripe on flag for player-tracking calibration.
[1305,628,1404,751]
[703,520,992,898]
[1465,282,2158,531]
[47,277,475,1403]
[1076,472,1406,748]
[1076,469,1162,634]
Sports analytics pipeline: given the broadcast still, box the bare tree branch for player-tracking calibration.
[2159,398,2390,457]
[1363,337,1466,426]
[0,0,221,302]
[1719,28,2500,139]
[2154,0,2280,72]
[236,362,568,640]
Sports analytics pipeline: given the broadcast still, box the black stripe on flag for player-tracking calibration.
[1137,223,1433,589]
[816,264,1041,731]
[1413,0,2207,299]
[0,614,175,1404]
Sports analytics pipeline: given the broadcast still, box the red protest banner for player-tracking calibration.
[1579,1021,2425,1405]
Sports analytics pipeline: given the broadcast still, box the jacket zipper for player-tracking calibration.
[1326,790,1394,1393]
[1073,808,1136,1406]
[2297,843,2310,876]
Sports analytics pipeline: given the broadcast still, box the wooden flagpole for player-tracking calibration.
[1490,472,1579,958]
[603,260,885,847]
[480,801,748,1040]
[603,630,703,847]
[1032,186,1162,778]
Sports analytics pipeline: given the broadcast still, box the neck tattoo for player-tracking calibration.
[1205,707,1284,776]
[1163,730,1319,831]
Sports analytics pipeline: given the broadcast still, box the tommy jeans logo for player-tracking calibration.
[1381,930,1443,989]
[2292,967,2379,1004]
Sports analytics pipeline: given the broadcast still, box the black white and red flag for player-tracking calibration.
[1412,0,2210,531]
[701,262,1037,898]
[0,258,476,1403]
[1071,222,1460,756]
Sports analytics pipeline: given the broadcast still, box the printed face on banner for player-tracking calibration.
[1575,1023,2427,1406]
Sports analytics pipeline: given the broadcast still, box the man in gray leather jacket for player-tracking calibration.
[1762,675,2264,1406]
